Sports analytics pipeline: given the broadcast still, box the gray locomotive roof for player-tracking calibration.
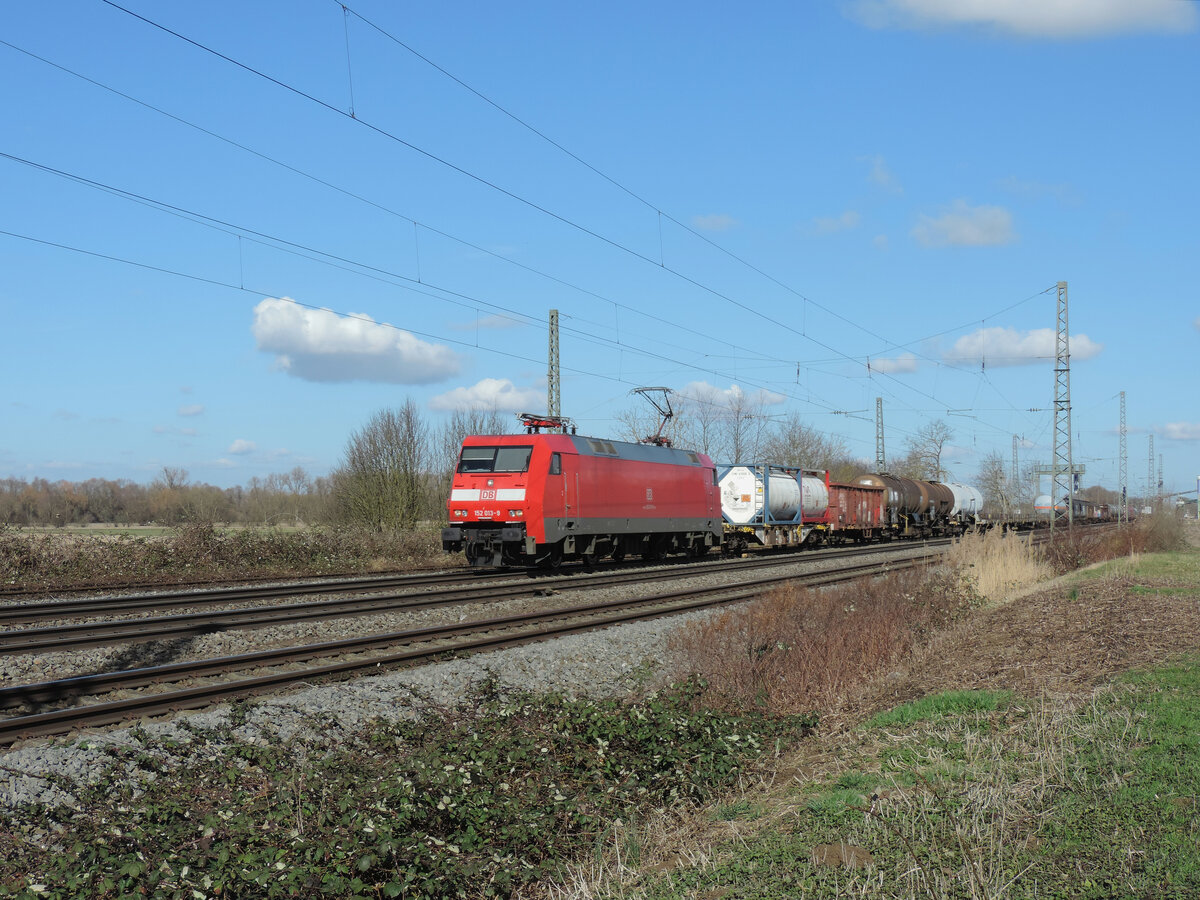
[567,434,710,466]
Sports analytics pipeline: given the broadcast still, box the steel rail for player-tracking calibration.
[0,538,957,625]
[0,569,508,622]
[0,555,930,742]
[0,542,948,654]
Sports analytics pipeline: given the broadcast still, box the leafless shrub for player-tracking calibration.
[669,570,973,717]
[0,523,449,591]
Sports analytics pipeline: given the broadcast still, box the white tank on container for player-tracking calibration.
[719,466,828,525]
[1034,494,1064,515]
[943,482,982,517]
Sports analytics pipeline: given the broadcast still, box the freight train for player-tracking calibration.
[441,426,994,568]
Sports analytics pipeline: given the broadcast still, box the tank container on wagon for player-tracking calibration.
[1033,494,1063,516]
[719,465,828,524]
[943,482,983,520]
[718,465,829,548]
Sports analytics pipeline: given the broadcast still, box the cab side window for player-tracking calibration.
[549,453,562,475]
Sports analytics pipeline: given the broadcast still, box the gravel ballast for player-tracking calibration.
[0,546,938,812]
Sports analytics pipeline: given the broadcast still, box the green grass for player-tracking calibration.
[865,689,1013,728]
[1075,546,1200,583]
[631,659,1200,900]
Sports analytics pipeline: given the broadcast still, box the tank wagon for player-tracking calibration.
[442,431,721,567]
[852,473,981,536]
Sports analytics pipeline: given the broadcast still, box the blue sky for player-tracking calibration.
[2,0,1198,498]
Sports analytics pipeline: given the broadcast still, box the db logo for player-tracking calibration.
[480,489,497,500]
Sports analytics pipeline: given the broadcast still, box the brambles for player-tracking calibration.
[0,683,812,899]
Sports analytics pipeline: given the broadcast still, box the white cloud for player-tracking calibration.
[862,154,902,192]
[1163,423,1200,441]
[812,210,861,234]
[870,353,919,374]
[228,439,257,455]
[153,425,198,437]
[912,200,1016,247]
[846,0,1196,38]
[429,378,545,413]
[873,234,890,250]
[178,404,205,417]
[945,326,1103,366]
[252,297,461,384]
[677,381,786,410]
[1194,315,1200,332]
[450,314,524,332]
[691,213,738,232]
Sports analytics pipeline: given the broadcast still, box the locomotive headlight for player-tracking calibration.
[453,509,467,517]
[508,509,524,517]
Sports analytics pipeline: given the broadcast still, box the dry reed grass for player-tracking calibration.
[945,529,1052,603]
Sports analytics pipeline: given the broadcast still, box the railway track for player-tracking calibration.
[0,550,939,743]
[0,542,954,657]
[0,539,953,627]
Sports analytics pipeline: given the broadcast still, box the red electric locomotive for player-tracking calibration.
[442,426,722,567]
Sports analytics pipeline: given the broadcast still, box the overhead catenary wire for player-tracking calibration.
[0,149,865,423]
[7,10,1084,465]
[335,1,1057,378]
[6,21,1052,435]
[95,0,1033,413]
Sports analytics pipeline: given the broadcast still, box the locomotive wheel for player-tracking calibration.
[538,543,564,570]
[643,536,664,562]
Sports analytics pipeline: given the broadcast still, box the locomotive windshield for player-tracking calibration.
[457,445,533,474]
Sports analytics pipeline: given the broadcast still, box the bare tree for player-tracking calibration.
[158,467,189,491]
[436,407,510,507]
[333,401,431,530]
[761,412,850,472]
[720,386,769,462]
[676,385,726,458]
[903,419,955,481]
[976,450,1009,516]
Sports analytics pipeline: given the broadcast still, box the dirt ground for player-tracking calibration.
[856,524,1200,719]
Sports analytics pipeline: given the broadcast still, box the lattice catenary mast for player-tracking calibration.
[1148,435,1155,509]
[875,397,886,473]
[1119,390,1127,523]
[547,309,560,418]
[1051,281,1076,529]
[1011,435,1019,516]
